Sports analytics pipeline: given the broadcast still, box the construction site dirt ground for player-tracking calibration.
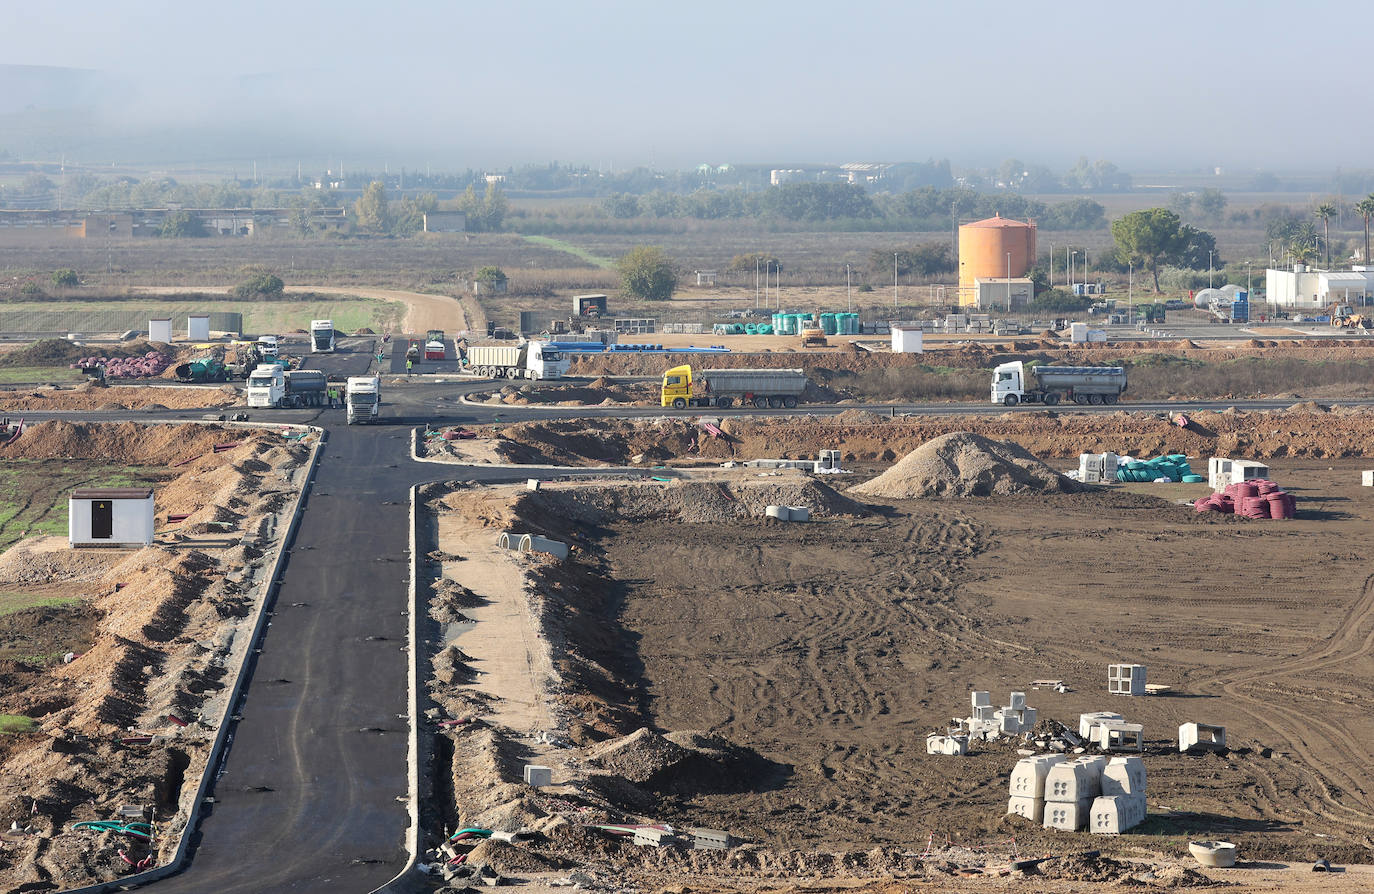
[0,421,311,892]
[427,434,1374,891]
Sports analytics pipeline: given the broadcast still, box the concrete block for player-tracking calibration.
[633,827,676,847]
[1101,756,1147,796]
[1179,722,1227,753]
[926,733,969,755]
[997,711,1020,734]
[1007,795,1044,823]
[971,690,991,709]
[1363,470,1374,487]
[1009,754,1065,798]
[1092,721,1144,753]
[523,765,552,787]
[1009,691,1026,710]
[1090,794,1147,834]
[690,828,732,850]
[1108,664,1147,696]
[1043,797,1093,831]
[526,479,541,491]
[1080,711,1123,738]
[786,506,811,522]
[1046,756,1107,801]
[765,505,788,521]
[973,705,996,722]
[1020,706,1037,729]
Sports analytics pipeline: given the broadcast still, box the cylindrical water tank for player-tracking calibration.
[820,313,837,335]
[957,215,1037,296]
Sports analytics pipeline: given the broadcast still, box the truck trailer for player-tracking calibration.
[661,364,808,409]
[245,365,327,408]
[311,319,336,353]
[466,341,568,380]
[345,376,381,424]
[991,361,1127,406]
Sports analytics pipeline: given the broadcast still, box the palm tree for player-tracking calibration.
[1289,222,1321,266]
[1314,202,1338,268]
[1356,195,1374,268]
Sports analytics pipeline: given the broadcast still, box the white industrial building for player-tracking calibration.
[973,277,1033,310]
[1264,265,1371,308]
[69,487,155,548]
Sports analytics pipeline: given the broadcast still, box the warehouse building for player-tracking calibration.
[1265,265,1371,308]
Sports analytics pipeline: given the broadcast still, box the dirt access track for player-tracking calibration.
[130,284,483,335]
[0,421,312,892]
[415,417,1374,894]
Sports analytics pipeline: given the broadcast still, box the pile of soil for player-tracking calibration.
[519,477,868,526]
[0,383,238,411]
[0,339,175,369]
[849,432,1083,498]
[1,421,237,463]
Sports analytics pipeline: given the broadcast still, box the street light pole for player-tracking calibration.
[846,264,852,313]
[1209,250,1214,289]
[755,256,759,309]
[1006,251,1012,314]
[1128,261,1133,323]
[1070,251,1077,293]
[894,251,899,309]
[1049,242,1055,287]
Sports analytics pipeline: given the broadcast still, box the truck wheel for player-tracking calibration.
[768,395,783,409]
[782,395,797,409]
[1003,394,1019,406]
[715,396,733,409]
[1043,392,1060,406]
[1088,394,1103,405]
[753,395,768,409]
[672,397,687,410]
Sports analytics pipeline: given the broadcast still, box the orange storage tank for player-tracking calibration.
[958,215,1037,306]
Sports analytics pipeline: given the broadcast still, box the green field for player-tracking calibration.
[0,715,35,734]
[0,460,159,552]
[0,591,81,617]
[0,297,404,336]
[0,366,84,384]
[521,235,616,269]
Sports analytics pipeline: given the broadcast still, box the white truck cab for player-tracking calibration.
[991,361,1027,404]
[245,364,285,408]
[257,335,280,358]
[526,341,568,379]
[345,376,381,424]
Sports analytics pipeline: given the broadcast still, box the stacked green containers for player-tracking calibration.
[820,313,838,335]
[1116,454,1198,482]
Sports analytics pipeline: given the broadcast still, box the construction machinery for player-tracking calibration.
[661,364,807,409]
[424,329,446,360]
[310,319,336,352]
[245,365,327,408]
[1329,305,1373,329]
[345,376,381,424]
[991,361,1127,406]
[800,325,829,348]
[174,355,228,383]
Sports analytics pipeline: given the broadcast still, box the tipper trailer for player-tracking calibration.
[466,341,568,379]
[661,364,808,409]
[991,361,1127,406]
[245,365,327,408]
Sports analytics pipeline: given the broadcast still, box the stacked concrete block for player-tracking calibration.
[1042,756,1106,831]
[1079,452,1119,484]
[1079,711,1123,739]
[1007,796,1044,822]
[1101,756,1146,796]
[1108,664,1147,696]
[962,689,1037,739]
[1179,722,1227,753]
[1007,753,1065,825]
[1090,795,1148,834]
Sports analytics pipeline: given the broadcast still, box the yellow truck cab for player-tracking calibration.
[661,364,694,407]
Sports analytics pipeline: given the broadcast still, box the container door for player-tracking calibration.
[91,500,113,539]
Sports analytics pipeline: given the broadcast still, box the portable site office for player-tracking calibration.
[69,487,154,548]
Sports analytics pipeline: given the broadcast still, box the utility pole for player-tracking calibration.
[894,251,899,309]
[846,264,852,313]
[755,256,759,309]
[1006,252,1012,314]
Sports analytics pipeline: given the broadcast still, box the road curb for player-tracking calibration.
[55,422,326,894]
[371,483,424,893]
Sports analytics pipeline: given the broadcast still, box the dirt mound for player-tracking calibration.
[521,477,868,526]
[1286,400,1330,414]
[0,384,237,411]
[1,421,236,463]
[850,432,1082,498]
[586,727,691,784]
[1033,852,1216,887]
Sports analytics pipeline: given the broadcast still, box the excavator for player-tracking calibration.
[800,325,829,348]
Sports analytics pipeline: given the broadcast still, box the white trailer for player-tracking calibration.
[991,360,1127,406]
[310,319,336,353]
[346,376,381,424]
[466,341,568,380]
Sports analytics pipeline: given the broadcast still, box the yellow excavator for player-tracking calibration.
[800,325,829,348]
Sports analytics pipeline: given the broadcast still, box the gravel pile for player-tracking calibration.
[850,431,1083,499]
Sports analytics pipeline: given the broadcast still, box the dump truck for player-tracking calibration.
[310,319,336,353]
[174,356,228,383]
[424,329,446,361]
[245,365,327,408]
[345,376,381,424]
[991,360,1127,406]
[661,364,808,409]
[466,341,568,380]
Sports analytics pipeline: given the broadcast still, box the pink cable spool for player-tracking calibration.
[1256,480,1281,495]
[1240,496,1272,519]
[1194,497,1213,513]
[1233,482,1260,499]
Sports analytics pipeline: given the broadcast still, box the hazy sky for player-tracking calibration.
[8,0,1368,172]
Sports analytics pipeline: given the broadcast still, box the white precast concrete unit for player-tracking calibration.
[926,733,969,755]
[971,691,991,709]
[521,534,569,560]
[1045,756,1107,802]
[148,318,173,343]
[1043,797,1093,831]
[1092,721,1145,752]
[891,326,924,353]
[1108,663,1147,696]
[1009,754,1066,798]
[69,487,154,548]
[523,765,552,787]
[1090,794,1147,834]
[1363,471,1374,487]
[1080,712,1123,739]
[1179,722,1227,753]
[1007,795,1045,822]
[1101,756,1147,796]
[187,315,210,341]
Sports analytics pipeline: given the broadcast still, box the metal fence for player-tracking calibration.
[0,310,242,337]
